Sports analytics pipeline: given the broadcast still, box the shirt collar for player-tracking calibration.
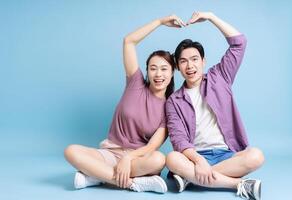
[175,74,207,98]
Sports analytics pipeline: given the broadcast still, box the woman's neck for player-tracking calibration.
[149,85,166,99]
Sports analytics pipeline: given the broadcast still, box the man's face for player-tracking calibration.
[178,47,205,88]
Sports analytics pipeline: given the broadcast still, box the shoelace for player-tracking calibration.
[183,179,190,188]
[237,180,252,199]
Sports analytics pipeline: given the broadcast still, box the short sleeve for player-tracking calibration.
[126,68,145,89]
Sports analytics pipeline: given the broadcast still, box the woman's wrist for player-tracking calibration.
[157,18,164,26]
[158,15,171,26]
[124,154,133,161]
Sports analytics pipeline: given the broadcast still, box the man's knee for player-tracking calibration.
[245,147,265,171]
[166,151,184,172]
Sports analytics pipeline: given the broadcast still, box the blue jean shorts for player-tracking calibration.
[197,148,235,166]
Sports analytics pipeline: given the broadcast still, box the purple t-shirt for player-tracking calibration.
[108,68,166,149]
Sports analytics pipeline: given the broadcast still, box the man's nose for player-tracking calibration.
[186,61,191,69]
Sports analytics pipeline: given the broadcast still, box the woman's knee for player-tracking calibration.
[64,144,84,164]
[245,147,265,170]
[149,151,166,170]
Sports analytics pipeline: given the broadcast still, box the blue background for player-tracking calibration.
[0,1,291,199]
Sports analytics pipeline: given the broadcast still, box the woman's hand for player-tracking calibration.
[160,14,186,28]
[186,11,213,25]
[115,155,132,188]
[194,156,216,186]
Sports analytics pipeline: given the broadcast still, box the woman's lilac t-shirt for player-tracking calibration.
[108,68,166,149]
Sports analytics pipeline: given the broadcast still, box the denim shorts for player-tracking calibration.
[197,148,235,166]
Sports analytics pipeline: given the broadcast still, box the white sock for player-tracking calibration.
[74,171,102,189]
[130,175,167,193]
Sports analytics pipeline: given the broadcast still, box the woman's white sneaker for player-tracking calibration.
[74,171,102,189]
[130,175,168,193]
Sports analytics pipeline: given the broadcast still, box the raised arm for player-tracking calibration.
[187,12,240,37]
[123,15,185,77]
[187,12,246,84]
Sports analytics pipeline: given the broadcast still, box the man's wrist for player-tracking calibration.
[193,154,204,164]
[207,12,215,21]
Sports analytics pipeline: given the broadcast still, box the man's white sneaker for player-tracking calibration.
[74,171,102,189]
[237,178,261,200]
[130,175,168,193]
[173,174,190,192]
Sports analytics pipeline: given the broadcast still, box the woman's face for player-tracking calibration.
[178,47,205,88]
[147,55,173,96]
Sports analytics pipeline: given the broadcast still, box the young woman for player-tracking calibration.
[64,15,185,193]
[166,12,265,200]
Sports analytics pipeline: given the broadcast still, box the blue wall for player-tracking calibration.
[1,0,291,156]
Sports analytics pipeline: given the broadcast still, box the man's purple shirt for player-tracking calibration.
[166,34,248,153]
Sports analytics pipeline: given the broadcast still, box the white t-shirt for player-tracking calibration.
[185,86,228,151]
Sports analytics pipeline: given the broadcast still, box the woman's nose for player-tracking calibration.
[156,69,162,76]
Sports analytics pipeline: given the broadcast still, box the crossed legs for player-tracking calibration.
[166,147,265,189]
[64,144,165,187]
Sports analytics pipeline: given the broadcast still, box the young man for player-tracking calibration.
[166,12,264,200]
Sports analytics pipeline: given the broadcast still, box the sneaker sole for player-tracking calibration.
[74,171,85,189]
[153,176,168,193]
[173,174,184,192]
[253,180,261,200]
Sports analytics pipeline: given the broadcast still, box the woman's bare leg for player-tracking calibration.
[130,151,165,177]
[64,144,117,185]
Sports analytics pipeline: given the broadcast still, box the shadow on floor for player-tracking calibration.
[38,172,75,191]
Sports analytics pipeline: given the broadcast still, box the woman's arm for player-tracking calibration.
[127,127,167,160]
[115,127,167,188]
[123,15,185,77]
